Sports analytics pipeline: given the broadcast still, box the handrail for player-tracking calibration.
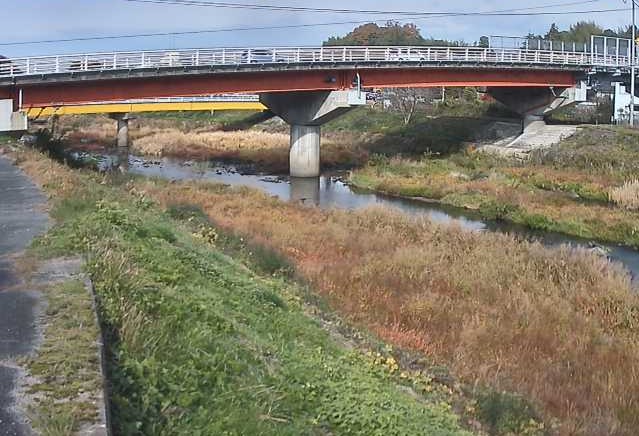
[0,45,628,78]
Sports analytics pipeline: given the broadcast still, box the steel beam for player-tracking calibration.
[14,69,577,107]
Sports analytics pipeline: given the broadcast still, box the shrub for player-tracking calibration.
[610,180,639,210]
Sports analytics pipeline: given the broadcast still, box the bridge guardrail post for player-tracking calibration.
[195,50,200,66]
[113,53,117,70]
[26,58,30,75]
[55,57,60,73]
[342,47,346,62]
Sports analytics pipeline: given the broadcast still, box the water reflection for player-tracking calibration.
[290,177,320,205]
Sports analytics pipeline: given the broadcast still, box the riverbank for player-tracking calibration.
[9,141,639,434]
[351,126,639,248]
[9,146,479,435]
[56,108,513,174]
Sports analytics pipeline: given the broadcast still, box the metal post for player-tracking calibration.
[632,0,636,127]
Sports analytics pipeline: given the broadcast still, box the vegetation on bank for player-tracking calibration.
[129,165,638,435]
[58,107,512,173]
[16,149,473,435]
[11,131,639,434]
[351,126,639,248]
[25,279,103,435]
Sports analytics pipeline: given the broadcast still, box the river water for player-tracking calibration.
[87,152,639,283]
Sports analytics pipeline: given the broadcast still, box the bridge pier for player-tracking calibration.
[488,83,586,132]
[110,113,133,148]
[260,90,365,177]
[290,125,320,178]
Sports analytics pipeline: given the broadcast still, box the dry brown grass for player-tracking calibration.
[610,180,639,211]
[132,178,639,436]
[131,128,366,172]
[57,115,366,171]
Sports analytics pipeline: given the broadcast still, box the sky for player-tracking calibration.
[0,0,634,57]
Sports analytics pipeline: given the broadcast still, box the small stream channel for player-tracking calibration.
[84,151,639,283]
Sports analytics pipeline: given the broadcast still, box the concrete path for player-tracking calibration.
[0,153,48,436]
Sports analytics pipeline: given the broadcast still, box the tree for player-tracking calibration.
[385,88,442,125]
[478,36,489,48]
[545,23,561,40]
[324,22,458,46]
[567,21,604,43]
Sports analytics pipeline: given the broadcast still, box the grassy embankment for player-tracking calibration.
[133,172,638,435]
[13,147,473,436]
[57,107,504,173]
[11,137,639,434]
[351,126,639,248]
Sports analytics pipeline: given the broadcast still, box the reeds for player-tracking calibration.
[610,179,639,210]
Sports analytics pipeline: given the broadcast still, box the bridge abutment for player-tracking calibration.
[260,90,365,177]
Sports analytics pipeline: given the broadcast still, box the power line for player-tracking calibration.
[0,3,629,47]
[120,0,605,15]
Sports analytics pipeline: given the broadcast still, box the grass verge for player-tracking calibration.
[25,279,102,436]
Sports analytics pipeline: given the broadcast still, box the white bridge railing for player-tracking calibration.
[0,46,629,78]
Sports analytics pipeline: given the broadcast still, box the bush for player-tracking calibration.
[610,180,639,210]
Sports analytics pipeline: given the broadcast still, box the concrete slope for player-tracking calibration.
[480,122,578,159]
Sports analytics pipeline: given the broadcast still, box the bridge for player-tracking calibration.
[0,41,630,177]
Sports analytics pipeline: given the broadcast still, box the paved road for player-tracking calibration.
[0,153,48,436]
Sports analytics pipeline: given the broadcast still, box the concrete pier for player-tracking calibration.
[290,125,320,178]
[260,90,365,177]
[488,83,586,133]
[116,116,129,148]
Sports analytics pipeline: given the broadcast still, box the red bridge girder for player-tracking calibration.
[4,68,577,107]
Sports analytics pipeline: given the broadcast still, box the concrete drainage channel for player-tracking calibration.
[0,153,110,436]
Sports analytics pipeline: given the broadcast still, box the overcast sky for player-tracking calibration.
[0,0,633,57]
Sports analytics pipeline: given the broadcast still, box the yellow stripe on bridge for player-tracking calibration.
[25,101,266,117]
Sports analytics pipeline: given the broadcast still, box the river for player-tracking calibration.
[83,152,639,283]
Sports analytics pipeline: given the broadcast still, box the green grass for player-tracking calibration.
[325,108,503,157]
[26,279,102,436]
[350,131,639,248]
[31,168,471,435]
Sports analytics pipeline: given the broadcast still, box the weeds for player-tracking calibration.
[133,175,638,435]
[25,280,102,435]
[351,143,639,247]
[21,150,471,435]
[610,179,639,210]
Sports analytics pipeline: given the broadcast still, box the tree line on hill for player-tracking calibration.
[323,20,638,47]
